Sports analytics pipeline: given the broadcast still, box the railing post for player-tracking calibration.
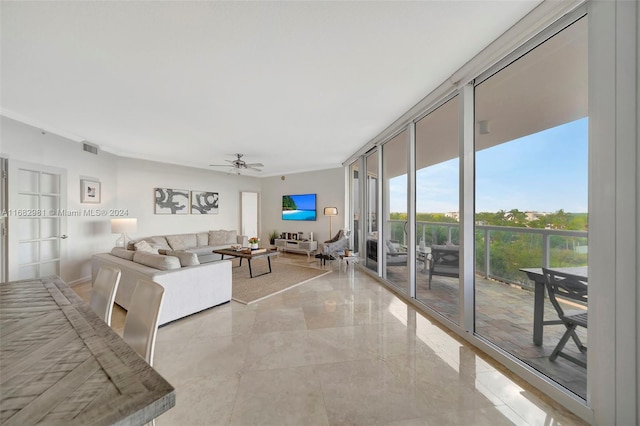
[542,232,550,268]
[484,228,490,278]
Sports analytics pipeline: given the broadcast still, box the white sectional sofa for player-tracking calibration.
[91,230,246,325]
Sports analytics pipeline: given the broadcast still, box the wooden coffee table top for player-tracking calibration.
[213,248,278,260]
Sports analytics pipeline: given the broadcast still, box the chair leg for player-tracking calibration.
[570,329,587,353]
[550,324,577,362]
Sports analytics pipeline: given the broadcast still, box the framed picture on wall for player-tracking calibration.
[80,179,101,204]
[191,191,219,214]
[154,188,189,214]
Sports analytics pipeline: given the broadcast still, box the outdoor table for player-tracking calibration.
[0,276,175,425]
[520,266,588,346]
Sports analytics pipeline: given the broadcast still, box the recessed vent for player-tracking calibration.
[82,141,99,155]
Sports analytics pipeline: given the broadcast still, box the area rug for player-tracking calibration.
[231,259,331,304]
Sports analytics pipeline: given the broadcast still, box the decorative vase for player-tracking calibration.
[250,243,259,250]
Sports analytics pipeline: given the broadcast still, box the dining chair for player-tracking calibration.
[542,268,588,368]
[122,279,165,367]
[89,266,121,326]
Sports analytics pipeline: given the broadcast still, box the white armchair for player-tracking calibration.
[319,229,349,259]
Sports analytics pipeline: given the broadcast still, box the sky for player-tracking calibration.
[389,117,588,214]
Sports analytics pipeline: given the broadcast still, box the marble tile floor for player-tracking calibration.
[74,254,588,425]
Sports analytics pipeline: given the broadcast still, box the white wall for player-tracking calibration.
[261,168,344,245]
[115,157,260,239]
[1,116,262,283]
[1,116,119,283]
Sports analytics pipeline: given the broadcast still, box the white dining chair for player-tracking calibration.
[122,279,165,367]
[89,266,121,326]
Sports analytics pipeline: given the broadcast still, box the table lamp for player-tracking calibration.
[111,218,137,248]
[323,207,338,238]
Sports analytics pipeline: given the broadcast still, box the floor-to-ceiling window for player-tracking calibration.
[474,17,588,398]
[364,151,378,272]
[381,130,409,293]
[414,96,460,323]
[345,8,599,417]
[349,161,360,254]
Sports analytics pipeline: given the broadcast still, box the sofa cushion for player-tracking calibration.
[166,234,197,251]
[110,247,136,261]
[196,232,209,246]
[134,240,159,254]
[208,230,228,246]
[224,230,237,244]
[150,236,172,250]
[133,251,181,270]
[165,250,200,267]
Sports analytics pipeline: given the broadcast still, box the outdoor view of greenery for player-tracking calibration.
[387,209,588,286]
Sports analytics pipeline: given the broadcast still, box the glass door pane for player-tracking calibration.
[415,97,460,324]
[364,151,378,272]
[349,161,360,254]
[382,130,408,293]
[474,17,588,399]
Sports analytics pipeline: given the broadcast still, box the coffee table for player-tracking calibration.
[213,248,278,278]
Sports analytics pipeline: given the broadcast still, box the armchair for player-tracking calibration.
[319,229,349,259]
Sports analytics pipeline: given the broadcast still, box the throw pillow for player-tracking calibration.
[224,230,238,244]
[150,236,172,250]
[165,234,197,251]
[208,230,227,246]
[386,240,398,254]
[196,232,209,246]
[135,240,159,254]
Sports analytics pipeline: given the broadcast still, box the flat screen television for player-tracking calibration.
[282,193,316,221]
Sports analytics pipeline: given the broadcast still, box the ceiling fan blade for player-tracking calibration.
[247,167,262,172]
[209,164,229,167]
[245,162,264,168]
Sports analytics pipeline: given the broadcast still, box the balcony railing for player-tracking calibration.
[386,220,588,289]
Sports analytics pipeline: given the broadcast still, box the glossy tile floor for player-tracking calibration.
[75,255,588,425]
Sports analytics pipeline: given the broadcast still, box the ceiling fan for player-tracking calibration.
[209,153,263,174]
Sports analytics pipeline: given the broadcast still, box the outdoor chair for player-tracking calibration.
[426,244,459,289]
[542,268,588,368]
[385,239,407,267]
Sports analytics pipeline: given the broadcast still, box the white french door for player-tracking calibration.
[241,191,259,240]
[7,161,67,281]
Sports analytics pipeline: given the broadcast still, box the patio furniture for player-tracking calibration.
[521,266,588,346]
[541,268,588,368]
[426,244,459,289]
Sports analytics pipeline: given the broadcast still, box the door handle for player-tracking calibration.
[59,235,68,239]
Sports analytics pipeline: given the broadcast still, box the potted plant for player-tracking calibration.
[248,237,260,250]
[269,230,279,245]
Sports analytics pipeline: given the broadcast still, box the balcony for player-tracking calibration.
[380,220,588,399]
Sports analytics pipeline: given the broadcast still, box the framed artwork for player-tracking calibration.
[154,188,189,214]
[191,191,219,214]
[80,179,101,204]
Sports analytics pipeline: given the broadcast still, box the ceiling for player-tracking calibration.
[1,1,541,177]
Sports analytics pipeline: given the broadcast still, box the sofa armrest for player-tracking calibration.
[237,235,248,247]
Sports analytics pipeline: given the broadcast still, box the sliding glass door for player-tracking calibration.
[474,17,588,398]
[414,97,460,324]
[382,130,408,293]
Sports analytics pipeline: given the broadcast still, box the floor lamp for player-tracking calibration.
[111,218,138,248]
[323,207,338,239]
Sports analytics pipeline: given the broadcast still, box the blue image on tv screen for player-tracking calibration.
[282,194,316,221]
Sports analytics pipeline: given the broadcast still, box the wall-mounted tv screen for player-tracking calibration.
[282,193,316,221]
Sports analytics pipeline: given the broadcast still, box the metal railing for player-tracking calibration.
[386,219,588,289]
